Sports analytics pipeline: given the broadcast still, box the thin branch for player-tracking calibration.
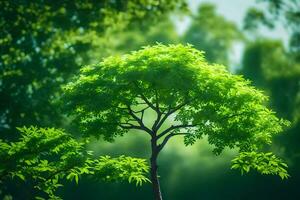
[151,112,162,133]
[157,124,199,139]
[155,99,193,132]
[119,124,143,130]
[123,118,137,123]
[158,132,187,151]
[132,81,157,112]
[126,105,153,135]
[131,105,150,113]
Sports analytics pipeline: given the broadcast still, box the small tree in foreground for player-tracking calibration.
[0,127,149,199]
[63,44,290,200]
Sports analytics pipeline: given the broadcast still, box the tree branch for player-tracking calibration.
[158,132,187,151]
[131,106,150,113]
[126,105,153,135]
[155,99,193,132]
[151,112,162,133]
[119,123,142,130]
[141,109,145,122]
[132,81,157,112]
[157,124,199,139]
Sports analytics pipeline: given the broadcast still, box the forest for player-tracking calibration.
[1,0,300,200]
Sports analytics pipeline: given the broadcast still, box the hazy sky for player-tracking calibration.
[174,0,289,70]
[178,0,288,41]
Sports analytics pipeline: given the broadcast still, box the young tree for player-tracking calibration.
[0,126,149,199]
[63,44,289,200]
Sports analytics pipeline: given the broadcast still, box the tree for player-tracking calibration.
[63,44,289,200]
[183,3,242,65]
[0,126,149,199]
[0,0,187,137]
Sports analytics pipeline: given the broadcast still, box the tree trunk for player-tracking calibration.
[150,139,163,200]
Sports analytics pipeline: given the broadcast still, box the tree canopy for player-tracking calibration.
[63,44,289,181]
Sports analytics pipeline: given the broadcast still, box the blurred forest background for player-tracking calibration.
[1,0,300,199]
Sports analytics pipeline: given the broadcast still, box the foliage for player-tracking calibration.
[0,0,187,137]
[240,39,300,173]
[103,19,180,57]
[183,3,242,65]
[0,126,149,200]
[242,0,300,174]
[63,44,289,179]
[231,152,289,179]
[241,40,300,122]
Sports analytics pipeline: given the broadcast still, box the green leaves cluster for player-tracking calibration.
[0,126,149,199]
[231,152,289,179]
[63,44,289,178]
[89,156,150,186]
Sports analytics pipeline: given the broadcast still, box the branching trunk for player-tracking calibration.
[125,96,190,200]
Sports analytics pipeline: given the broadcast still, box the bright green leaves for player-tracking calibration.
[63,44,290,149]
[231,152,289,179]
[62,44,207,140]
[64,156,149,186]
[63,43,289,179]
[0,126,85,199]
[91,156,150,186]
[0,127,149,199]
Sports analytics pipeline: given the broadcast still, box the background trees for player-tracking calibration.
[183,4,242,65]
[0,0,186,138]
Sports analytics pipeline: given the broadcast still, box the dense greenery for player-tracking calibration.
[1,0,299,199]
[0,0,186,138]
[242,1,300,172]
[63,44,289,199]
[0,127,149,199]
